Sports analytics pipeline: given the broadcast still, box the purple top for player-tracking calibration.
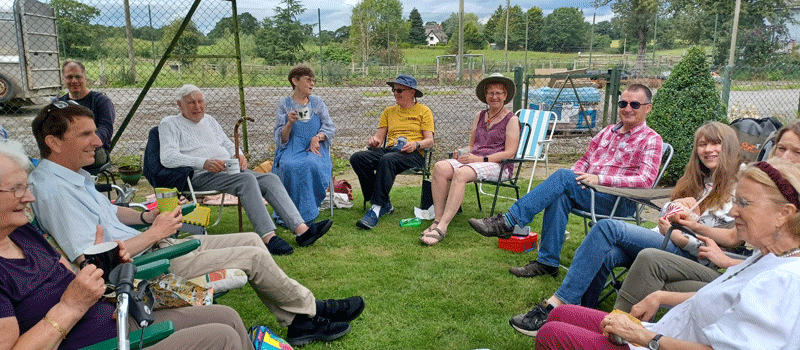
[0,224,116,350]
[471,109,515,172]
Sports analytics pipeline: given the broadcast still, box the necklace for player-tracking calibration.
[486,108,505,122]
[721,255,762,282]
[778,247,800,258]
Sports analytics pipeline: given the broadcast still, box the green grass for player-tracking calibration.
[200,179,611,349]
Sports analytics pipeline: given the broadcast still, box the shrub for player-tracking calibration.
[647,46,727,186]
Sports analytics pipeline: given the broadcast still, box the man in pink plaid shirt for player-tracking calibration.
[469,84,663,278]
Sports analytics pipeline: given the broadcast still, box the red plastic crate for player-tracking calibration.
[498,233,538,253]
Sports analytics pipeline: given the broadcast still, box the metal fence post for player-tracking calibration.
[513,66,523,112]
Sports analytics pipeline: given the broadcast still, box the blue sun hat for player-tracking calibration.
[386,74,423,98]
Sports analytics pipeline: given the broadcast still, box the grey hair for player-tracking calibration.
[176,84,202,100]
[0,140,33,175]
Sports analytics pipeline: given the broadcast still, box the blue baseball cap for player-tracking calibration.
[386,74,423,98]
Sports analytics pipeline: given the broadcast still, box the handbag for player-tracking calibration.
[334,179,353,200]
[248,325,294,350]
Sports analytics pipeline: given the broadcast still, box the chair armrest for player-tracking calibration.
[134,259,170,280]
[132,239,201,265]
[80,321,174,350]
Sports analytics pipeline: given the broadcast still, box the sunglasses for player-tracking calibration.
[392,88,410,94]
[617,100,650,109]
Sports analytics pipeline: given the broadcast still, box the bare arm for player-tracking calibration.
[603,313,714,350]
[368,127,388,148]
[0,266,106,350]
[630,290,695,321]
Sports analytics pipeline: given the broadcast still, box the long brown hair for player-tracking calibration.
[672,121,740,213]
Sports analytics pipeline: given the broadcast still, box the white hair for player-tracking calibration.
[0,140,33,175]
[176,84,202,100]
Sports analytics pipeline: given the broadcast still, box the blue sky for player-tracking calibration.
[90,0,615,34]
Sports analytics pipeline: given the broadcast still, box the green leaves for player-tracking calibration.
[648,46,727,185]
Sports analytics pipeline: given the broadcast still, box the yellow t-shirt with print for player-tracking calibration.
[379,103,435,148]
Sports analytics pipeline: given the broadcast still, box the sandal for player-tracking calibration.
[421,221,440,236]
[420,227,447,246]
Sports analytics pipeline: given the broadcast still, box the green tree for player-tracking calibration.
[51,0,101,58]
[208,12,260,40]
[648,46,727,185]
[542,7,589,52]
[254,0,311,65]
[448,20,485,54]
[594,20,620,40]
[597,0,662,70]
[348,0,404,64]
[525,7,544,51]
[160,19,204,65]
[408,8,426,45]
[333,26,350,43]
[441,12,481,40]
[483,5,505,44]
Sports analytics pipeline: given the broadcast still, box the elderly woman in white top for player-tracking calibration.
[534,158,800,350]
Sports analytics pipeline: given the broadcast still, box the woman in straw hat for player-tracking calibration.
[420,73,520,246]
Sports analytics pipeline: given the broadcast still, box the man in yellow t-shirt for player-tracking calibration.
[350,74,435,229]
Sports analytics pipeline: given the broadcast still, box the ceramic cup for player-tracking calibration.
[81,241,122,283]
[225,159,240,174]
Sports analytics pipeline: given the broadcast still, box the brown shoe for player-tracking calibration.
[509,261,559,278]
[468,214,513,239]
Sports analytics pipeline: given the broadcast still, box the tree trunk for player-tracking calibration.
[636,25,647,74]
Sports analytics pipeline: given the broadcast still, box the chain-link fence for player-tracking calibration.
[1,0,798,166]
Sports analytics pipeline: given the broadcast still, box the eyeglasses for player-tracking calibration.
[0,183,34,198]
[486,91,507,97]
[618,100,650,109]
[731,195,771,208]
[392,88,410,94]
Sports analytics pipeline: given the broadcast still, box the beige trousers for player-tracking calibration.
[128,305,250,350]
[159,232,316,326]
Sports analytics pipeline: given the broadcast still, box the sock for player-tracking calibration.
[503,212,516,229]
[371,205,381,216]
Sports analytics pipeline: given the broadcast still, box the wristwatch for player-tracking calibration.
[415,142,420,150]
[648,334,663,350]
[483,156,489,162]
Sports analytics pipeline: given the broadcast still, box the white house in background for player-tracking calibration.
[425,23,448,46]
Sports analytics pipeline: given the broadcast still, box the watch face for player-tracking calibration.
[648,337,660,350]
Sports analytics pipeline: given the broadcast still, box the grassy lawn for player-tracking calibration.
[201,179,612,349]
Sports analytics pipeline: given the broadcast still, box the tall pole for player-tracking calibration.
[722,0,742,108]
[458,0,464,83]
[524,12,528,73]
[504,0,509,72]
[318,9,323,81]
[589,12,595,69]
[123,0,136,82]
[652,11,658,63]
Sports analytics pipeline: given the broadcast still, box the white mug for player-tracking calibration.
[224,159,240,174]
[296,106,310,122]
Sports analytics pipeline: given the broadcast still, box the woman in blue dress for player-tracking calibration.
[273,65,335,223]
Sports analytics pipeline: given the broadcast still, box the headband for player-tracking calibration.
[755,162,800,208]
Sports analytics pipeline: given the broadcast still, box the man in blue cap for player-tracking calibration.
[350,74,435,229]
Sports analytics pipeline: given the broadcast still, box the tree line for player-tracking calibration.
[53,0,798,69]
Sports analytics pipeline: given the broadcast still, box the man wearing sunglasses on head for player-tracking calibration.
[350,74,435,229]
[469,84,663,279]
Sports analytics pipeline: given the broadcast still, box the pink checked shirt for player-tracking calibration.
[571,121,663,188]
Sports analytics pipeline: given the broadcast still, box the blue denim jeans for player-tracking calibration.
[553,219,693,307]
[508,169,636,267]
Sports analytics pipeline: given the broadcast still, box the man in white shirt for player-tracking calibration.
[159,84,331,255]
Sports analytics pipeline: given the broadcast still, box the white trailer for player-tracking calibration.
[0,0,61,109]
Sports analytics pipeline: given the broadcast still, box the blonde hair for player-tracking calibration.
[672,121,741,213]
[739,159,800,236]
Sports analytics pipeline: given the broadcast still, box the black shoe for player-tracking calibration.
[286,314,351,346]
[316,296,365,322]
[509,300,555,337]
[509,261,559,278]
[297,219,333,247]
[265,236,294,255]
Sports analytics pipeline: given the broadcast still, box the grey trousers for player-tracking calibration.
[613,248,722,312]
[160,232,316,326]
[192,170,304,236]
[129,305,251,350]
